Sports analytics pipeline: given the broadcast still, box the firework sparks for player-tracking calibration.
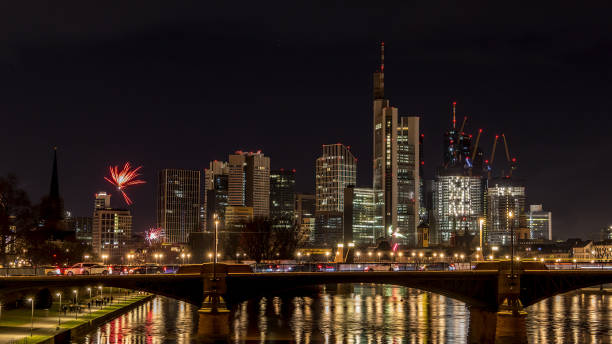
[104,162,146,205]
[145,227,165,245]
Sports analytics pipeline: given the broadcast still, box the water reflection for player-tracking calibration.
[73,285,612,343]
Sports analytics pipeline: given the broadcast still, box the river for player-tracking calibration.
[72,284,612,343]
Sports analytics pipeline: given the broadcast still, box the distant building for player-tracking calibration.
[314,212,344,247]
[270,169,296,229]
[371,44,421,246]
[94,191,111,210]
[204,161,229,231]
[343,186,383,245]
[66,216,93,246]
[315,144,356,246]
[225,206,254,228]
[157,169,201,244]
[486,179,526,245]
[528,204,552,240]
[315,144,357,212]
[228,151,270,218]
[431,174,484,245]
[295,193,316,243]
[92,191,132,263]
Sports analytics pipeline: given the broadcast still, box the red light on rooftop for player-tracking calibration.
[421,161,425,165]
[512,158,517,162]
[453,101,457,105]
[479,129,483,133]
[292,169,296,173]
[495,135,499,139]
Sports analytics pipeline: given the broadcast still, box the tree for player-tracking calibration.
[239,218,274,263]
[239,218,306,263]
[0,174,35,267]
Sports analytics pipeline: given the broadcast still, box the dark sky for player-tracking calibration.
[1,2,610,239]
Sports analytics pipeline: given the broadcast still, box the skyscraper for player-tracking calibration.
[432,174,484,244]
[315,143,357,246]
[228,151,270,218]
[270,169,296,229]
[157,169,201,244]
[430,103,485,246]
[485,179,526,245]
[343,186,384,245]
[92,192,132,262]
[295,193,316,243]
[528,204,552,240]
[204,161,229,231]
[372,43,420,245]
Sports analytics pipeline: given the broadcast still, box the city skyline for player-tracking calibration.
[1,3,611,239]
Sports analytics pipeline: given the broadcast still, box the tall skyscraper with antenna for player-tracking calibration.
[372,43,420,246]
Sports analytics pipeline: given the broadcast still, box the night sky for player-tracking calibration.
[1,2,610,239]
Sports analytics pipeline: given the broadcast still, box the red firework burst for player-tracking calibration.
[104,162,146,205]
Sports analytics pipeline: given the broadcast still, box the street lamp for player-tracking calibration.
[56,293,61,327]
[479,218,484,255]
[181,253,186,265]
[28,298,34,336]
[214,215,219,281]
[72,290,78,319]
[187,253,191,264]
[102,254,108,265]
[508,210,517,278]
[87,288,92,316]
[325,251,331,261]
[84,255,90,261]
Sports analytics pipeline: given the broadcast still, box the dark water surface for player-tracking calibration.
[72,284,612,343]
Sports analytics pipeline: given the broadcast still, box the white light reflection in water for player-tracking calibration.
[73,284,612,344]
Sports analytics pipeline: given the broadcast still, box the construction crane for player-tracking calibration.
[459,116,468,133]
[502,134,517,178]
[470,129,482,161]
[488,135,499,179]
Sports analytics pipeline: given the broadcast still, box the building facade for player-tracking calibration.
[157,169,201,244]
[315,144,357,212]
[343,186,384,245]
[528,204,552,240]
[204,161,229,231]
[92,192,132,262]
[431,174,484,245]
[295,193,316,244]
[228,151,270,218]
[486,179,526,245]
[372,42,420,246]
[224,206,254,229]
[66,216,93,246]
[314,144,357,247]
[270,169,296,229]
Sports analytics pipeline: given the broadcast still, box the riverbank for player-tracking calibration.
[0,292,155,344]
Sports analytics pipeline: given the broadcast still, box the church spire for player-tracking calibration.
[50,147,60,200]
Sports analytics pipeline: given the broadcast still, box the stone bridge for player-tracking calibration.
[2,263,612,312]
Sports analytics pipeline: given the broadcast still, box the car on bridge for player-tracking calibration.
[42,265,64,276]
[64,263,111,275]
[128,264,163,274]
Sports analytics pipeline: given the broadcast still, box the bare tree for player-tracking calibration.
[0,174,35,267]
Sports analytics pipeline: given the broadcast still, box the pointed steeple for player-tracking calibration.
[50,147,60,200]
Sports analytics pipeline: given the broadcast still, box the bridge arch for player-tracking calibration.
[224,271,501,309]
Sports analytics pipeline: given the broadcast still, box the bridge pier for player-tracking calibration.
[496,262,527,317]
[197,264,230,343]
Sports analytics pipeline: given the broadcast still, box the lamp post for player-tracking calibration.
[509,211,515,277]
[479,218,484,255]
[181,253,186,265]
[56,293,61,327]
[87,288,92,316]
[98,286,103,307]
[73,290,78,319]
[28,298,34,336]
[214,216,219,281]
[187,253,191,264]
[102,255,108,265]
